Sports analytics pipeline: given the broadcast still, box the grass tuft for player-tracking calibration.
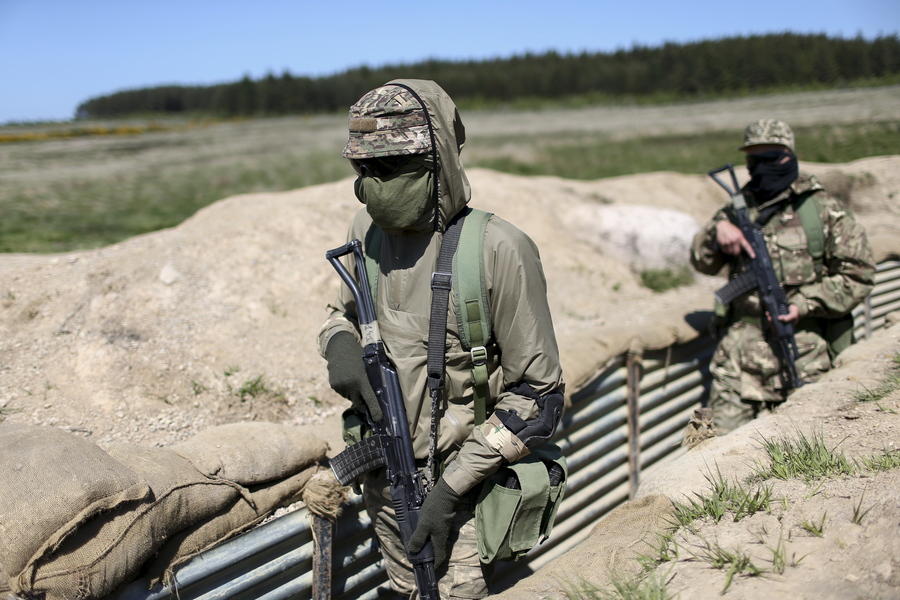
[563,570,674,600]
[674,464,772,526]
[851,489,874,525]
[854,353,900,404]
[800,512,827,537]
[750,429,855,483]
[691,537,766,594]
[639,266,695,293]
[857,448,900,472]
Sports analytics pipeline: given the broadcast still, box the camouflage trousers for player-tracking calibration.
[710,321,831,434]
[362,468,493,599]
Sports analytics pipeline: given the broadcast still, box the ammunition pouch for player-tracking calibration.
[475,442,567,562]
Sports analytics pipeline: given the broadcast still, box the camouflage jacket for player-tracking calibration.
[691,173,875,320]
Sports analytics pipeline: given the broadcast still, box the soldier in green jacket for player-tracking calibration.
[691,119,875,435]
[318,79,565,598]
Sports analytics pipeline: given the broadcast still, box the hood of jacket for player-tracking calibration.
[342,79,471,232]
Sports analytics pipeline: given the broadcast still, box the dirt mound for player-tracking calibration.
[492,326,900,599]
[1,159,898,454]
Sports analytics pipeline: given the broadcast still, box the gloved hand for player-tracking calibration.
[407,478,460,568]
[325,331,382,422]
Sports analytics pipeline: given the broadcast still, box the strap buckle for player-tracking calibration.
[470,345,487,366]
[431,271,452,291]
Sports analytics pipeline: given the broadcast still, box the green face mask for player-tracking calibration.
[353,156,434,232]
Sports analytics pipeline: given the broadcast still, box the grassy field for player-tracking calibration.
[2,86,899,253]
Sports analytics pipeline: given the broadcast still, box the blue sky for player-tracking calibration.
[0,0,897,123]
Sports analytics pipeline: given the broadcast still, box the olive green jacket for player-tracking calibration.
[318,79,565,495]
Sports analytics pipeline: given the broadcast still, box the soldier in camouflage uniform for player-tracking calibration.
[319,80,565,598]
[691,119,875,434]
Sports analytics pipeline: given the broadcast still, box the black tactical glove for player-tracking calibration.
[407,478,460,568]
[325,331,382,422]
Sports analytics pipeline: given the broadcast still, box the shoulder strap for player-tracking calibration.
[453,208,493,351]
[453,208,493,425]
[796,192,825,276]
[426,213,465,393]
[425,211,466,480]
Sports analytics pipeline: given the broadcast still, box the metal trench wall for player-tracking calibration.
[115,260,900,600]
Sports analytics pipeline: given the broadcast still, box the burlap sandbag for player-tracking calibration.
[169,421,329,485]
[22,445,242,600]
[489,494,675,599]
[144,464,323,586]
[0,424,149,588]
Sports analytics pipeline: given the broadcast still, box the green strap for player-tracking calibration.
[796,192,825,276]
[453,208,493,425]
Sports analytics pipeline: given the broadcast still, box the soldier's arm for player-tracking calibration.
[441,218,565,495]
[790,199,875,319]
[690,206,733,275]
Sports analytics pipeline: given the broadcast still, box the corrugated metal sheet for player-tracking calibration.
[114,260,900,600]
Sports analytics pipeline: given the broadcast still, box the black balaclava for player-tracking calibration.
[746,149,799,204]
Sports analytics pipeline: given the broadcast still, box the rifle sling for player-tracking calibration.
[425,209,467,483]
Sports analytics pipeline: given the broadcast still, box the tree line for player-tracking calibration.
[76,33,900,119]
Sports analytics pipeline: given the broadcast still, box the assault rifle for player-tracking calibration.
[326,239,440,600]
[708,164,803,391]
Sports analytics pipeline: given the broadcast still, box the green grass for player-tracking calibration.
[857,448,900,472]
[853,354,900,405]
[564,570,674,600]
[800,512,827,537]
[469,120,900,181]
[673,465,773,527]
[692,537,766,594]
[749,429,855,483]
[639,266,695,293]
[0,153,348,253]
[232,374,285,402]
[2,97,899,254]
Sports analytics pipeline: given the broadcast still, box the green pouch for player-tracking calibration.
[475,442,567,562]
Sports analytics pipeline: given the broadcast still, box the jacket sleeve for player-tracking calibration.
[442,218,565,495]
[690,206,731,276]
[790,198,875,319]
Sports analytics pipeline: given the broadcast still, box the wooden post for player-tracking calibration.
[626,351,643,500]
[311,514,333,600]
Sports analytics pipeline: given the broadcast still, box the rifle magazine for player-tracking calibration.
[714,272,758,306]
[330,436,386,486]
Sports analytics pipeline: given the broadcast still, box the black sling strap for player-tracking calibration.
[424,208,468,483]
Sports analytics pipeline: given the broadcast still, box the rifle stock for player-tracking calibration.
[326,239,441,600]
[708,164,803,391]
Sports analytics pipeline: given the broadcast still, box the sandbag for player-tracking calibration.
[22,445,241,600]
[169,421,329,485]
[145,464,323,586]
[0,424,149,587]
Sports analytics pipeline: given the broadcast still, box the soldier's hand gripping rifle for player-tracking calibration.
[326,239,440,600]
[708,164,803,391]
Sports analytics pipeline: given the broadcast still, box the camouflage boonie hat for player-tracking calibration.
[739,119,795,151]
[342,85,432,159]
